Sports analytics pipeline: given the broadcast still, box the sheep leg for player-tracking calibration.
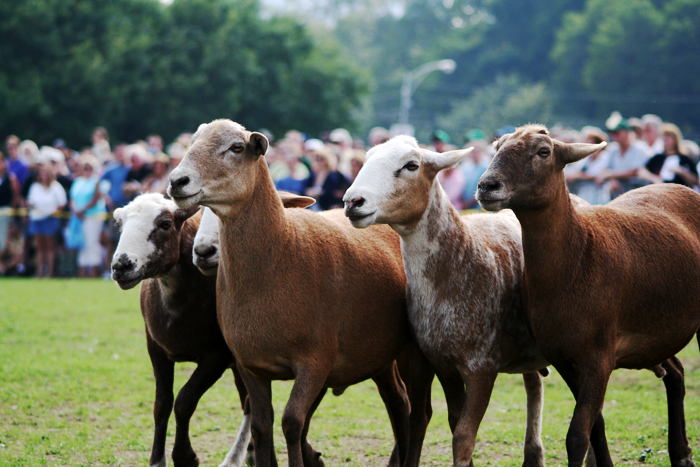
[240,368,278,467]
[661,357,695,467]
[521,372,546,467]
[372,361,411,467]
[403,347,436,467]
[300,388,328,467]
[435,371,465,434]
[452,369,498,467]
[556,364,613,467]
[172,353,230,467]
[217,366,255,467]
[147,336,175,467]
[281,369,329,467]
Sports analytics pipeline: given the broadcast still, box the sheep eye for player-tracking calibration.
[231,143,245,153]
[538,148,550,157]
[404,161,419,172]
[159,220,172,230]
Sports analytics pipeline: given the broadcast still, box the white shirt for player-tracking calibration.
[27,181,67,220]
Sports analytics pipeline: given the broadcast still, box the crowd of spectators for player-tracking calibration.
[1,112,698,278]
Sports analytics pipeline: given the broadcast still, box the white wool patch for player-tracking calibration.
[218,414,252,467]
[113,194,177,272]
[193,206,220,262]
[397,183,529,374]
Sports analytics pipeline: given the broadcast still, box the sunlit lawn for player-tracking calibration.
[0,279,698,466]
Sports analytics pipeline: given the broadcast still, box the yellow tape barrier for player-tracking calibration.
[0,207,111,220]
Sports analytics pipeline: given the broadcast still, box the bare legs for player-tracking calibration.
[34,234,56,277]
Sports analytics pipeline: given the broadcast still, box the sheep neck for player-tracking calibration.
[157,221,209,316]
[217,159,288,287]
[397,180,474,289]
[513,180,586,303]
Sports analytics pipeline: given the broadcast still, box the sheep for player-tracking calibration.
[476,124,700,467]
[343,135,549,467]
[167,119,414,467]
[112,192,318,467]
[111,194,250,467]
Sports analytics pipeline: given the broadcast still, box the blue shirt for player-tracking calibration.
[101,164,131,209]
[8,159,29,187]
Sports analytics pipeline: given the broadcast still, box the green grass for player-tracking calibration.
[0,279,698,466]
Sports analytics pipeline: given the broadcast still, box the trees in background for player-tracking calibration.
[1,0,699,146]
[0,0,367,147]
[326,0,700,140]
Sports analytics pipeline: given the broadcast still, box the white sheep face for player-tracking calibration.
[344,136,470,230]
[111,194,184,289]
[192,206,220,276]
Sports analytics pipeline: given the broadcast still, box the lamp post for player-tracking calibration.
[398,59,456,125]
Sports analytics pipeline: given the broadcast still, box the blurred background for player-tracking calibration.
[2,0,699,146]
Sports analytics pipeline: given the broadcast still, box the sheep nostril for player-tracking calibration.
[478,179,502,193]
[171,176,190,190]
[112,254,135,274]
[346,196,365,210]
[195,245,217,260]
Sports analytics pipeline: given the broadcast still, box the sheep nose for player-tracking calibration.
[111,254,135,275]
[477,178,503,194]
[194,244,217,260]
[170,175,190,191]
[345,196,365,211]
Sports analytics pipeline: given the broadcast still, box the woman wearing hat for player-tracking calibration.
[638,123,698,187]
[70,155,106,277]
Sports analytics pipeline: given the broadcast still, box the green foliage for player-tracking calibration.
[0,0,368,147]
[437,74,553,139]
[551,0,700,128]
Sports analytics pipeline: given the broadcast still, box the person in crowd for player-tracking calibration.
[122,144,152,201]
[438,157,467,209]
[430,129,451,153]
[628,117,645,142]
[304,146,349,211]
[274,141,311,195]
[91,126,112,164]
[146,134,164,155]
[166,141,187,169]
[0,218,24,275]
[6,135,30,189]
[368,127,391,147]
[327,128,355,178]
[348,149,366,183]
[18,140,39,166]
[641,114,664,157]
[595,113,649,198]
[100,143,130,275]
[142,153,171,194]
[565,127,612,205]
[460,139,492,209]
[27,163,67,277]
[638,123,698,187]
[0,152,21,251]
[70,154,107,277]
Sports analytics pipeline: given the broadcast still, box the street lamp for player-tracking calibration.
[398,59,456,125]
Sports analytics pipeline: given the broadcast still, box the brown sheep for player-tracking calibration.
[167,119,414,467]
[477,124,700,467]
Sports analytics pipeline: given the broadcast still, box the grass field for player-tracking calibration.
[0,279,698,467]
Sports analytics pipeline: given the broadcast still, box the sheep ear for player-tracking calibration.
[174,205,200,229]
[278,191,316,209]
[249,132,269,157]
[422,147,473,171]
[555,140,607,165]
[113,208,123,222]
